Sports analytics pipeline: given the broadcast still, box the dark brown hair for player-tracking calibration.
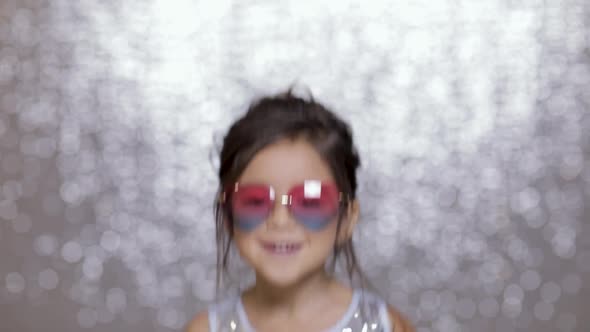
[214,88,368,292]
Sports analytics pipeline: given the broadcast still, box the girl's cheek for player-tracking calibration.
[234,217,263,232]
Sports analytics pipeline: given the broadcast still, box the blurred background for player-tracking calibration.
[0,0,589,331]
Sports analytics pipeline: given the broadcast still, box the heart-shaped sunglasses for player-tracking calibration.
[220,180,346,231]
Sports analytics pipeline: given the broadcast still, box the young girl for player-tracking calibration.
[187,89,414,332]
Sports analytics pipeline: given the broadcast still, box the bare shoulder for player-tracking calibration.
[185,310,209,332]
[387,305,415,332]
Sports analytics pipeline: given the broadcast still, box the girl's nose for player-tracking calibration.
[266,195,294,229]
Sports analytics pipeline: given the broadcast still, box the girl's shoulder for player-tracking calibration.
[385,304,415,332]
[185,310,208,332]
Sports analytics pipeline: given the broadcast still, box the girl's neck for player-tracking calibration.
[244,269,346,315]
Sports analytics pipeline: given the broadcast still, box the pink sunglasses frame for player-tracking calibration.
[219,181,348,205]
[218,180,350,231]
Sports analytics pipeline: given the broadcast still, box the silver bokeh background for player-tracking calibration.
[1,0,589,331]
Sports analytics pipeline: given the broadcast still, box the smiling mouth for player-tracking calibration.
[261,242,303,255]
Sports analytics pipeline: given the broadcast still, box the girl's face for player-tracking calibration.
[231,138,358,287]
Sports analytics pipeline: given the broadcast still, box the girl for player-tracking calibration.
[187,89,414,332]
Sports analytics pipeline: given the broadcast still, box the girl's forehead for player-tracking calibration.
[237,139,335,187]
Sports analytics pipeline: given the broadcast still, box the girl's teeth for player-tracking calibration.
[267,243,300,254]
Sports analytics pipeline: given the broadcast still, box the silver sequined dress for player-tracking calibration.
[207,289,393,332]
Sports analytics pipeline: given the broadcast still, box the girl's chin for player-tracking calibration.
[254,266,309,288]
[254,265,328,289]
[256,272,301,288]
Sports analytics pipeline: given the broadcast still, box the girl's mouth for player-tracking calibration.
[261,242,302,255]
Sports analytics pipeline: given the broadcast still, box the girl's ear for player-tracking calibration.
[339,199,359,244]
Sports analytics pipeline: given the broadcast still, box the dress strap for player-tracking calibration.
[376,297,393,331]
[207,306,218,332]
